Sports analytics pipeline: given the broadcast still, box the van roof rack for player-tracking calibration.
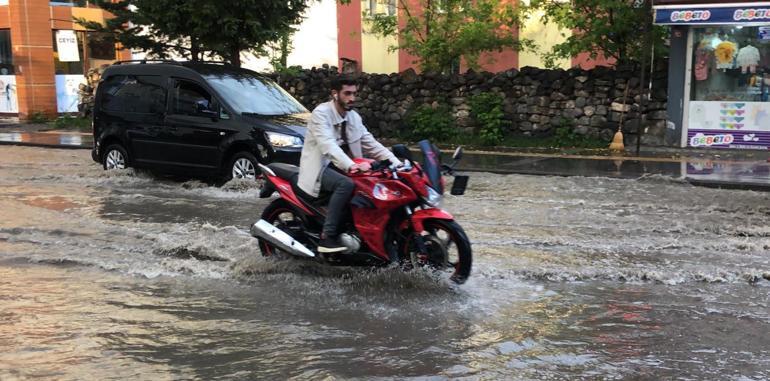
[112,59,231,66]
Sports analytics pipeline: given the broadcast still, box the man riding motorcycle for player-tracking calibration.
[298,76,402,253]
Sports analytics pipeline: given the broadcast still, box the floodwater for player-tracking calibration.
[1,146,769,380]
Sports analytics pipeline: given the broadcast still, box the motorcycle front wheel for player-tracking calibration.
[397,219,472,284]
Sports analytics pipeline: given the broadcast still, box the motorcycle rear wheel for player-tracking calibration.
[398,219,472,284]
[257,200,309,258]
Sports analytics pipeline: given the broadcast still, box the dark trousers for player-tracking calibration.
[319,166,355,237]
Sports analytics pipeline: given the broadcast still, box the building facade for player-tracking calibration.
[336,0,612,74]
[655,0,770,150]
[0,0,130,118]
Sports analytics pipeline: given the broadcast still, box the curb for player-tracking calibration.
[0,140,91,150]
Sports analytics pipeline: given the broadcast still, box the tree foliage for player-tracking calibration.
[77,0,308,67]
[525,0,667,68]
[369,0,532,73]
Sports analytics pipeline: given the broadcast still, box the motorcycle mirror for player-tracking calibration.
[391,144,414,162]
[452,146,463,161]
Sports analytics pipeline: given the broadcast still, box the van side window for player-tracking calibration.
[100,75,166,114]
[173,81,214,116]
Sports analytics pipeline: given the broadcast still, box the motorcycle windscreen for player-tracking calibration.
[418,139,444,194]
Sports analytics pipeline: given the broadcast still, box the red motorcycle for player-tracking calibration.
[250,141,472,284]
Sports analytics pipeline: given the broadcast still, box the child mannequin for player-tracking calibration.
[715,32,738,70]
[737,37,761,74]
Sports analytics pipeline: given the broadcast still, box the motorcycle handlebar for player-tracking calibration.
[369,159,393,172]
[350,160,411,177]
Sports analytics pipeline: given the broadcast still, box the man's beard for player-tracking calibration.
[337,98,354,111]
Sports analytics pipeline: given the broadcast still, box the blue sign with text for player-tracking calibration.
[655,6,770,25]
[760,26,770,40]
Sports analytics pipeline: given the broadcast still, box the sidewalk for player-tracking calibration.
[0,120,92,149]
[2,122,770,191]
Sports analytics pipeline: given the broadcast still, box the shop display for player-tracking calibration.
[654,2,770,151]
[737,43,760,73]
[715,39,737,69]
[691,27,770,103]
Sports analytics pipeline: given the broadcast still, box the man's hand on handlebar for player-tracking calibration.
[348,162,372,173]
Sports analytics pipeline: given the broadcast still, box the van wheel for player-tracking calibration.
[102,144,129,170]
[224,151,264,185]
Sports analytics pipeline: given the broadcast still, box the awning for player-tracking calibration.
[654,2,770,25]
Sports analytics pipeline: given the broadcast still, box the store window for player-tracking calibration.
[50,0,89,6]
[688,26,770,150]
[53,30,117,75]
[0,29,12,75]
[691,26,770,102]
[362,0,396,17]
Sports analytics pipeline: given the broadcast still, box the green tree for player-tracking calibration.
[525,0,666,68]
[368,0,532,73]
[76,0,209,61]
[199,1,306,67]
[77,0,308,67]
[267,27,297,72]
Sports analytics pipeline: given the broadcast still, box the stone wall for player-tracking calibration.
[268,63,670,146]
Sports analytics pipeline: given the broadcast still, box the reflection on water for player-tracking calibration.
[0,131,91,147]
[687,159,770,186]
[1,146,769,379]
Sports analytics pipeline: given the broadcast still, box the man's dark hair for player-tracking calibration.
[330,76,358,92]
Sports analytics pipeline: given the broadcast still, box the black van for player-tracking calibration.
[91,60,307,182]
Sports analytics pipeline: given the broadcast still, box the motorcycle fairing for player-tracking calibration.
[410,208,454,231]
[263,172,315,216]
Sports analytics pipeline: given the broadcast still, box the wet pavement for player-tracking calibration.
[3,127,770,191]
[0,130,93,149]
[1,145,769,380]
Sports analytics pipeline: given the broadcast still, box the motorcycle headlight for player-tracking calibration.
[266,131,303,148]
[423,185,442,207]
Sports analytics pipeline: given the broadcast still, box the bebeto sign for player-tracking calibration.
[655,5,770,24]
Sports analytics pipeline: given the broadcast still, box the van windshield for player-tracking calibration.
[204,74,308,116]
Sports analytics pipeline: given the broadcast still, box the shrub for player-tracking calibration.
[551,118,607,148]
[52,116,91,131]
[469,92,508,146]
[27,111,49,124]
[406,103,456,141]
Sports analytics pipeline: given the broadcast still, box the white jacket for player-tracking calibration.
[737,45,760,67]
[297,100,400,197]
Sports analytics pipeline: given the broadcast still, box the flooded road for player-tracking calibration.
[1,146,769,380]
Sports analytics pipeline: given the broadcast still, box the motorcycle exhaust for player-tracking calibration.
[250,219,315,258]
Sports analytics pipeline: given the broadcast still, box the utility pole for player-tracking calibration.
[636,0,652,156]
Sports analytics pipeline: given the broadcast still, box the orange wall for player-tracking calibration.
[346,0,617,73]
[51,5,74,29]
[10,0,57,118]
[0,5,9,28]
[337,0,362,71]
[396,0,518,73]
[397,0,421,73]
[5,1,128,117]
[572,52,616,70]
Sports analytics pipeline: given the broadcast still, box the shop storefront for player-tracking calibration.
[0,0,129,118]
[655,1,770,150]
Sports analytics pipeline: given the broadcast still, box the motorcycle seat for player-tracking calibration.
[266,163,331,209]
[267,162,299,180]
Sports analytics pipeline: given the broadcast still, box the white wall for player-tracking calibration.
[131,0,338,73]
[243,0,338,72]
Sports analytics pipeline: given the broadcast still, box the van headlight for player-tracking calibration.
[423,185,442,207]
[266,131,303,148]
